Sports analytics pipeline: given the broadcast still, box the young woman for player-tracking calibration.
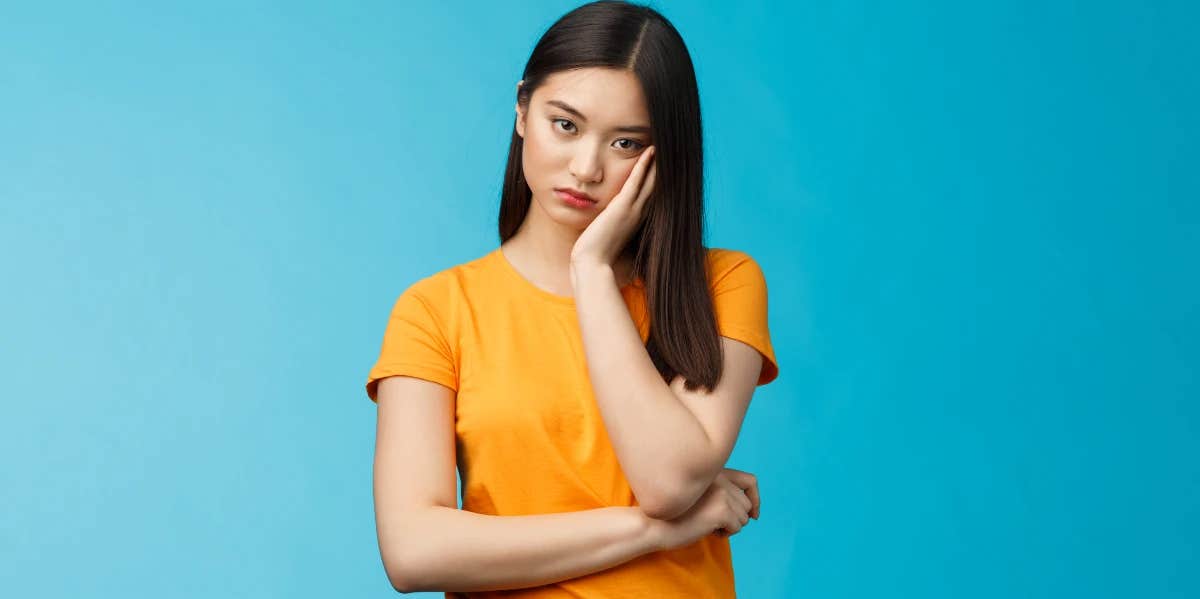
[365,1,779,596]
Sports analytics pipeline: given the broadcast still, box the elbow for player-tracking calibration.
[637,460,723,521]
[379,506,455,593]
[639,498,691,522]
[386,557,434,594]
[390,582,422,595]
[636,478,707,521]
[382,536,436,593]
[385,557,419,594]
[389,577,413,594]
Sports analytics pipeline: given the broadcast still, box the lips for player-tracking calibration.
[555,187,596,203]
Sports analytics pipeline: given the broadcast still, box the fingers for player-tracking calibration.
[730,496,750,526]
[717,475,753,514]
[744,478,759,520]
[709,468,761,540]
[722,468,760,519]
[711,476,750,539]
[633,151,657,212]
[724,496,748,533]
[618,146,656,208]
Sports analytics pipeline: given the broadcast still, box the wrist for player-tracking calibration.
[569,260,615,287]
[631,507,669,553]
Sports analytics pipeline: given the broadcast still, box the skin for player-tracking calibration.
[504,67,652,296]
[371,67,765,592]
[504,66,764,522]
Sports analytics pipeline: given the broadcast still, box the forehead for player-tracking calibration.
[535,68,649,124]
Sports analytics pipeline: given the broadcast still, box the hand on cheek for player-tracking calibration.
[569,146,656,268]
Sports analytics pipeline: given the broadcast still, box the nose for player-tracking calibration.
[568,146,603,184]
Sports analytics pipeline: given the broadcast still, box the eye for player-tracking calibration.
[553,118,646,153]
[614,138,645,152]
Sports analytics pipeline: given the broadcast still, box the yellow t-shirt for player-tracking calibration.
[365,246,779,598]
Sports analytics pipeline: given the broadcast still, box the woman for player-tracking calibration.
[365,1,779,595]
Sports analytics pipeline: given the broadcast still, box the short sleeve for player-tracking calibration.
[364,279,458,402]
[709,250,779,386]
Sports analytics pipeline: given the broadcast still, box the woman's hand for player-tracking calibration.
[568,145,657,272]
[646,467,761,551]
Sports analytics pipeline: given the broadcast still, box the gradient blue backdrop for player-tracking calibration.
[2,1,1196,597]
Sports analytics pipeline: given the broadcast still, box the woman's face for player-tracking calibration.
[515,67,653,230]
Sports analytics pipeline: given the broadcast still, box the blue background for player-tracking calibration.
[2,1,1196,596]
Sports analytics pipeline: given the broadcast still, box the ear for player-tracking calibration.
[514,80,526,138]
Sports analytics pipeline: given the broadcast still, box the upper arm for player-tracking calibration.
[644,250,778,518]
[670,336,764,483]
[373,375,457,589]
[678,248,779,480]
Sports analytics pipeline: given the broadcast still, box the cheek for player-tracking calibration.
[521,130,562,185]
[600,162,639,201]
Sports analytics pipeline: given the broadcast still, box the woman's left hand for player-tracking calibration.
[569,145,657,271]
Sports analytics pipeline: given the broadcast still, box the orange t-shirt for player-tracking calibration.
[365,246,779,598]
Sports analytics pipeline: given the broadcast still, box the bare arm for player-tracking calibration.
[374,376,663,593]
[388,505,657,593]
[570,263,763,520]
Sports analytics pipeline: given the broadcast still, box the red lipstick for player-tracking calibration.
[554,187,597,209]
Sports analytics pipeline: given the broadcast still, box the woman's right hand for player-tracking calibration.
[647,468,761,551]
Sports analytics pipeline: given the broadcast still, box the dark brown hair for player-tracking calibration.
[498,0,722,392]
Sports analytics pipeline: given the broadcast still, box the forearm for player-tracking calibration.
[388,505,660,593]
[571,263,715,516]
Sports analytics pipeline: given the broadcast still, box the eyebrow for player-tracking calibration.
[545,99,652,135]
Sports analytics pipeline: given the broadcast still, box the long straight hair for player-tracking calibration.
[498,0,722,392]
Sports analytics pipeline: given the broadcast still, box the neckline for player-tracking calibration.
[493,246,640,307]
